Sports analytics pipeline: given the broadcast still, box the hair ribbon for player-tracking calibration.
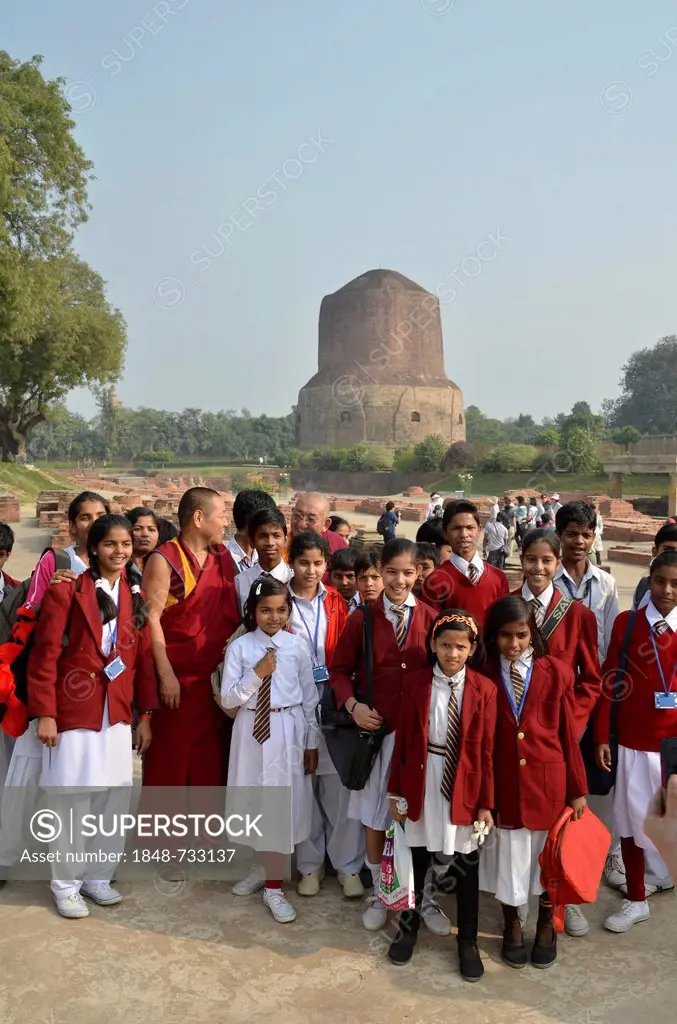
[434,613,478,637]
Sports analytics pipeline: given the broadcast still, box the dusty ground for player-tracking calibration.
[0,509,669,1024]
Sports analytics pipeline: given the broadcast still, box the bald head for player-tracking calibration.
[291,491,331,536]
[178,487,226,544]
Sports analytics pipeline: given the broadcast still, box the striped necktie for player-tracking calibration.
[653,619,670,637]
[440,680,463,802]
[510,662,526,712]
[392,606,408,650]
[253,674,272,744]
[467,562,480,586]
[530,598,544,627]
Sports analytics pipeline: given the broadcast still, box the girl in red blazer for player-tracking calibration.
[595,550,677,934]
[387,610,496,981]
[27,515,158,920]
[330,538,436,931]
[478,595,587,969]
[517,529,601,735]
[286,531,366,899]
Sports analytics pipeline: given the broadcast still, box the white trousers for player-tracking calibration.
[296,772,366,876]
[50,788,130,900]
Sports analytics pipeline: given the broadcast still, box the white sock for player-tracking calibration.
[366,859,381,893]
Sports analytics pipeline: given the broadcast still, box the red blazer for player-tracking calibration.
[595,609,677,753]
[329,594,436,733]
[487,655,588,831]
[27,573,158,733]
[510,587,601,736]
[421,559,509,625]
[323,585,348,664]
[389,666,497,825]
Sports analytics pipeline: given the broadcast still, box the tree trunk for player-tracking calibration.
[0,407,43,462]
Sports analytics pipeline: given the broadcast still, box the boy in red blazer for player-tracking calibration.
[285,531,366,900]
[422,500,509,625]
[27,515,158,920]
[595,550,677,934]
[387,610,496,981]
[330,538,436,931]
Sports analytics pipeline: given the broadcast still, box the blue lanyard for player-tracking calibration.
[649,629,677,694]
[501,663,533,721]
[561,574,592,608]
[293,595,323,663]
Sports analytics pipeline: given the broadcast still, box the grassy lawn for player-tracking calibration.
[0,464,75,502]
[42,460,265,475]
[434,472,671,499]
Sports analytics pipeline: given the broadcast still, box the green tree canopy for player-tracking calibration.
[608,335,677,434]
[611,425,641,452]
[0,51,126,459]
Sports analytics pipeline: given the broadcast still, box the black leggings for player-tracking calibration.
[400,846,480,943]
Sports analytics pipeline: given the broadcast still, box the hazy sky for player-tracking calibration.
[5,0,677,421]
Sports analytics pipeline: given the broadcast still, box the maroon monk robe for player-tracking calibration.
[142,537,239,787]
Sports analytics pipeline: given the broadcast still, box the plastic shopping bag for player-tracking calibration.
[379,822,415,911]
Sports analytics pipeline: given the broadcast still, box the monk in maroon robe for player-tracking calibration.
[142,487,239,786]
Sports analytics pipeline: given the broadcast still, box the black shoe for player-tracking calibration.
[501,935,528,969]
[388,928,418,966]
[458,940,484,982]
[531,928,557,969]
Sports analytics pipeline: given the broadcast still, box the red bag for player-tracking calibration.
[539,806,610,932]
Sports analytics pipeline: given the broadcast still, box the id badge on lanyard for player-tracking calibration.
[501,664,533,722]
[103,619,126,681]
[562,574,592,608]
[650,630,677,710]
[294,595,328,684]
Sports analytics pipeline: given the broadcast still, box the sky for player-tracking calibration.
[4,0,677,423]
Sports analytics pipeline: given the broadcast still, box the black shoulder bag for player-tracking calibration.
[319,604,388,790]
[580,610,636,797]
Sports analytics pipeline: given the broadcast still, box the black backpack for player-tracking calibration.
[0,548,72,707]
[376,513,387,537]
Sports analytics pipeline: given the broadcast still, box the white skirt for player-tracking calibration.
[479,827,548,906]
[3,722,43,787]
[404,753,477,855]
[347,731,396,832]
[614,746,669,873]
[226,705,313,854]
[40,699,133,791]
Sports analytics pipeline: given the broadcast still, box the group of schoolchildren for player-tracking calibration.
[1,492,676,987]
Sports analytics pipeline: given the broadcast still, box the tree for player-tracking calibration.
[480,444,538,473]
[441,441,471,471]
[464,405,504,446]
[612,425,641,452]
[563,426,599,473]
[0,52,126,459]
[608,336,677,434]
[535,426,560,449]
[413,434,447,472]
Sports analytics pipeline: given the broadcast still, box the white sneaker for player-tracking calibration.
[362,894,388,930]
[263,888,296,923]
[297,865,325,896]
[53,892,90,919]
[81,882,122,906]
[604,899,650,933]
[564,904,589,937]
[421,901,451,935]
[233,863,267,897]
[337,872,365,898]
[604,853,626,889]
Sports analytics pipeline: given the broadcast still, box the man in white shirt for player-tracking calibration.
[226,489,276,574]
[554,502,620,662]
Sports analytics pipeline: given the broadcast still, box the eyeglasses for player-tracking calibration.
[292,509,321,526]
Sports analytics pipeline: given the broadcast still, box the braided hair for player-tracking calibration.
[87,515,148,629]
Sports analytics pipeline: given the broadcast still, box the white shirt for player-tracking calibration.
[521,582,554,627]
[429,665,465,745]
[490,503,500,521]
[64,544,88,575]
[527,505,539,524]
[483,520,508,553]
[221,627,319,747]
[383,592,416,642]
[554,561,620,661]
[288,580,328,667]
[500,649,534,710]
[450,551,485,581]
[227,536,258,575]
[99,577,121,656]
[645,600,677,634]
[235,559,294,615]
[348,592,362,616]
